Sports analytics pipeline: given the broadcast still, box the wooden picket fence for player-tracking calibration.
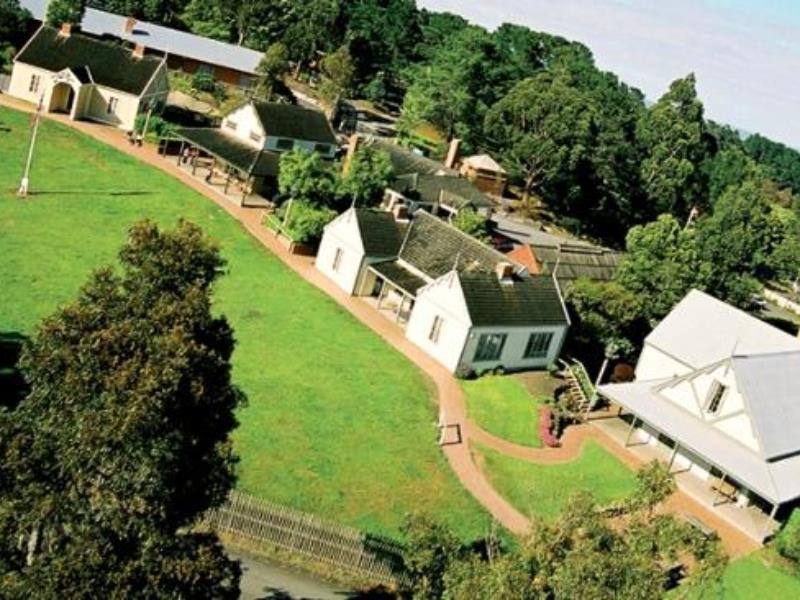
[204,490,409,588]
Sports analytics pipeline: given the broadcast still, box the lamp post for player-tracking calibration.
[18,95,44,198]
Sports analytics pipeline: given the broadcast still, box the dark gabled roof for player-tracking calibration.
[400,211,517,280]
[175,128,280,177]
[16,26,163,96]
[354,209,403,256]
[371,137,453,176]
[371,261,427,296]
[372,138,492,210]
[532,244,623,282]
[251,101,337,145]
[459,272,568,327]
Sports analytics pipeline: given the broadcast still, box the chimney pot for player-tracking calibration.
[59,23,72,37]
[132,43,145,59]
[495,261,515,283]
[393,204,409,221]
[343,134,361,175]
[123,17,137,35]
[444,138,461,170]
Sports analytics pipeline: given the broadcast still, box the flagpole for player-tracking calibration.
[18,95,44,198]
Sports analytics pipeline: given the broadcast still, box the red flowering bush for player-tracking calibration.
[539,406,560,447]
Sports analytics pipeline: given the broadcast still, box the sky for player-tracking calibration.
[417,0,800,148]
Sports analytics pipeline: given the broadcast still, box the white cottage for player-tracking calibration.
[10,24,168,131]
[599,290,800,539]
[173,100,338,203]
[317,208,570,374]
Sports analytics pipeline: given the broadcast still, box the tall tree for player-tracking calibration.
[338,145,393,207]
[696,179,786,306]
[637,74,710,219]
[182,0,290,47]
[278,149,336,206]
[319,44,355,102]
[343,0,420,92]
[255,41,290,100]
[744,133,800,195]
[616,214,710,324]
[0,0,30,71]
[484,71,597,211]
[0,220,243,597]
[46,0,86,25]
[280,0,342,72]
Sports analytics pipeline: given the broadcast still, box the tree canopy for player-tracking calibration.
[339,145,394,207]
[0,220,243,597]
[401,463,725,599]
[46,0,86,26]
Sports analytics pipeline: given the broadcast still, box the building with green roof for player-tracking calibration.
[10,24,168,131]
[317,207,569,374]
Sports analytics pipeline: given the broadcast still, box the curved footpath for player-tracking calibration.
[0,95,758,558]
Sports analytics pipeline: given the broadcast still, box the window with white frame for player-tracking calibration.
[332,248,343,272]
[523,332,554,359]
[474,333,507,362]
[429,316,444,344]
[704,380,727,415]
[107,97,119,114]
[29,74,40,93]
[249,130,263,144]
[224,119,238,131]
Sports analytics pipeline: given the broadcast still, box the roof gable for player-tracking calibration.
[464,154,506,173]
[251,101,337,145]
[17,26,163,96]
[646,290,800,368]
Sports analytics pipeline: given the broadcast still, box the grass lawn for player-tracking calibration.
[473,441,638,521]
[680,550,800,600]
[462,375,544,447]
[0,107,492,540]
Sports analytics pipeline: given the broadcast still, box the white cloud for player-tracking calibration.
[417,0,800,147]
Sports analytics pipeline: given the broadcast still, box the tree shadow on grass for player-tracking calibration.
[0,332,29,410]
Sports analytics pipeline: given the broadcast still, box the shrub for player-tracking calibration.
[276,200,336,245]
[134,114,176,138]
[539,406,560,447]
[776,509,800,564]
[191,70,216,93]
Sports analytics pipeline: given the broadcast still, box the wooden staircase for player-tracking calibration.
[560,359,596,417]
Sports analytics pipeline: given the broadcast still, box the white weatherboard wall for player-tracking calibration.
[462,324,567,373]
[316,211,365,295]
[406,273,472,372]
[9,62,53,105]
[222,103,264,148]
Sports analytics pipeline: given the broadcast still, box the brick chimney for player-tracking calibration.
[59,23,72,37]
[392,204,409,221]
[132,43,145,59]
[444,138,461,170]
[495,261,515,284]
[123,17,137,35]
[343,134,361,175]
